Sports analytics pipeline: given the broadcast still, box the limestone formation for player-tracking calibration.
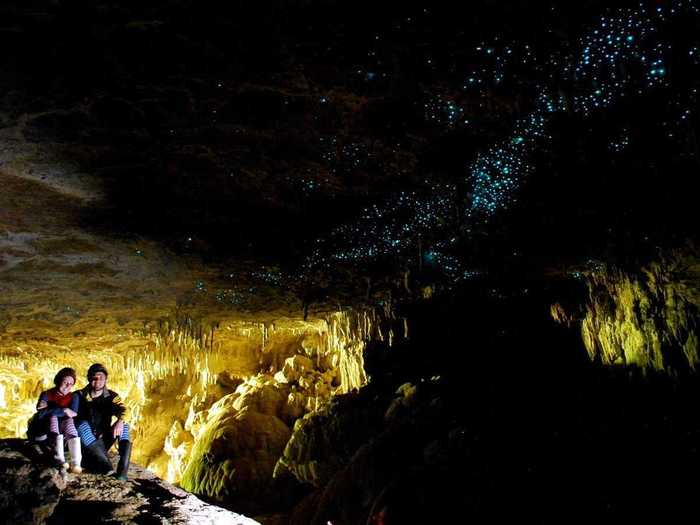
[274,388,386,488]
[178,343,363,512]
[554,252,700,372]
[0,158,382,494]
[283,377,457,525]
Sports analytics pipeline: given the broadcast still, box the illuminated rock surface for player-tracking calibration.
[274,390,384,488]
[0,162,379,512]
[552,252,700,372]
[0,438,259,525]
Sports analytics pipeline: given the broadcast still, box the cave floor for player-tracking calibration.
[49,459,258,525]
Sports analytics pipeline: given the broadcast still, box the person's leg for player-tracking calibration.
[76,420,97,447]
[60,418,82,473]
[115,423,132,481]
[102,432,116,452]
[50,416,67,468]
[77,421,112,473]
[48,415,59,436]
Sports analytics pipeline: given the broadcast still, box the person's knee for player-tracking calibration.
[77,421,97,446]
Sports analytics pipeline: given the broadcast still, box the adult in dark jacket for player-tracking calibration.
[76,363,133,480]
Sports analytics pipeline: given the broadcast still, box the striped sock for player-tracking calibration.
[119,423,130,441]
[77,421,96,447]
[48,416,59,434]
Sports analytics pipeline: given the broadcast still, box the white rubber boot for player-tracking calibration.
[54,434,68,469]
[67,437,82,474]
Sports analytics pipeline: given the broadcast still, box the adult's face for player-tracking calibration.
[90,371,107,392]
[58,376,74,396]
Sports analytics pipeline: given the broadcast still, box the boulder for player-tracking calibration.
[278,355,316,384]
[0,439,66,525]
[232,379,288,416]
[274,390,384,488]
[180,405,292,514]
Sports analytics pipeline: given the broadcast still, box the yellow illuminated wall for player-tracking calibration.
[0,310,377,488]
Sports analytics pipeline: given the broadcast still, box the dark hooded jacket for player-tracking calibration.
[76,385,127,436]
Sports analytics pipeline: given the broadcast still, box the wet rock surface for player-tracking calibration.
[0,439,259,525]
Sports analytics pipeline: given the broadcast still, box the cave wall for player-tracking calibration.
[553,252,700,373]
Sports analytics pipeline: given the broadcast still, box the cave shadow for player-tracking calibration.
[47,500,125,525]
[349,276,700,524]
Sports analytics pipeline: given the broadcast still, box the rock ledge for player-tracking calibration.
[0,439,259,525]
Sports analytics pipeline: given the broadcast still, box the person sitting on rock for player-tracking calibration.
[75,363,132,480]
[27,367,83,473]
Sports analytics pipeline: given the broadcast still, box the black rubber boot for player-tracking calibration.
[115,440,132,481]
[83,439,113,474]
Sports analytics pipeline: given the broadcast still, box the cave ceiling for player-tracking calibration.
[0,0,698,349]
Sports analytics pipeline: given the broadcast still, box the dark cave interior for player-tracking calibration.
[0,1,699,524]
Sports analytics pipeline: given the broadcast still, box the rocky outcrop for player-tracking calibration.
[278,378,465,525]
[0,438,258,525]
[178,366,338,513]
[554,252,700,372]
[0,439,66,525]
[273,389,385,488]
[180,384,292,508]
[171,311,383,513]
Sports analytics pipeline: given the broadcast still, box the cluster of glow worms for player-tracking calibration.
[609,129,631,153]
[303,0,699,280]
[424,95,467,129]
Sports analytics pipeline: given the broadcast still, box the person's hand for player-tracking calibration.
[112,420,124,439]
[64,408,77,418]
[37,400,48,410]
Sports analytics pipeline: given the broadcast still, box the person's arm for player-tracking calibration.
[35,392,48,411]
[35,392,65,419]
[63,393,79,418]
[111,393,127,438]
[72,393,79,411]
[112,393,127,420]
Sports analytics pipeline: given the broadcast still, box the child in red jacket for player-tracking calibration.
[28,367,82,473]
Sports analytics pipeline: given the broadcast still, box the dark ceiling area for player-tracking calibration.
[2,0,695,282]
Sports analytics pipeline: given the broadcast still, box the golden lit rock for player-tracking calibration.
[180,398,292,503]
[0,312,376,486]
[0,165,399,514]
[554,253,700,372]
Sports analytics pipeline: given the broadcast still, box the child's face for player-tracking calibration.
[58,376,74,396]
